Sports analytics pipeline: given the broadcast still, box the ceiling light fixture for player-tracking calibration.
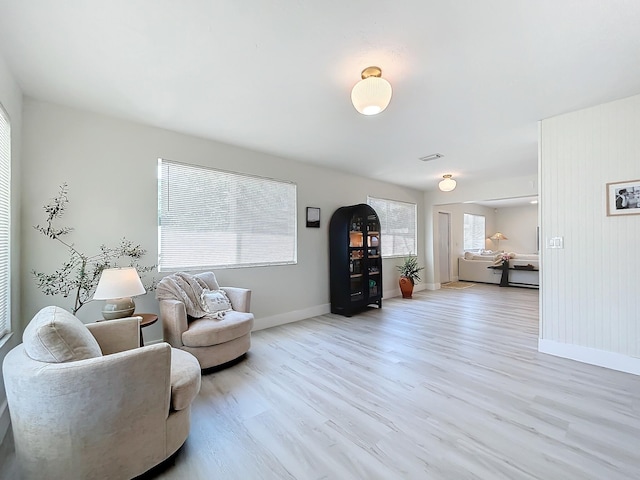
[351,66,392,116]
[438,174,456,192]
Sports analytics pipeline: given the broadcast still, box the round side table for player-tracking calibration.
[137,313,158,347]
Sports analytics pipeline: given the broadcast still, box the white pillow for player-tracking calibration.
[464,252,474,260]
[23,306,102,363]
[201,289,233,319]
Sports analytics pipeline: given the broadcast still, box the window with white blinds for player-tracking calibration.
[463,213,486,251]
[0,105,10,338]
[367,196,417,258]
[158,159,297,271]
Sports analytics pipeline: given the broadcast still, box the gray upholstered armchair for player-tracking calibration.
[157,272,254,369]
[2,306,201,480]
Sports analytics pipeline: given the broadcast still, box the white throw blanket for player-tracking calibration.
[156,272,210,318]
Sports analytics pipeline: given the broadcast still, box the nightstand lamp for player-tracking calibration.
[93,267,146,320]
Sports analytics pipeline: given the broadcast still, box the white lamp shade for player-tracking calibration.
[351,76,393,115]
[438,176,457,192]
[490,232,508,240]
[93,267,146,300]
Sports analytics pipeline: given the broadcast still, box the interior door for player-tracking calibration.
[438,212,451,284]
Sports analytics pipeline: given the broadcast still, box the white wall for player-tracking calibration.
[0,53,22,444]
[21,99,426,341]
[423,176,538,287]
[539,93,640,374]
[496,204,538,254]
[430,201,538,284]
[433,203,496,282]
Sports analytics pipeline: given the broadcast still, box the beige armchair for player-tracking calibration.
[157,272,254,369]
[2,306,201,480]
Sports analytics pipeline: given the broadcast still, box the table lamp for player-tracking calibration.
[489,232,508,252]
[93,267,146,320]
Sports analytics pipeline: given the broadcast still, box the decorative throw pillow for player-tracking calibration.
[195,272,220,291]
[464,251,474,260]
[23,306,103,363]
[201,289,233,319]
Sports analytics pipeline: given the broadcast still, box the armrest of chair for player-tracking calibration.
[221,287,252,313]
[159,299,188,347]
[86,317,141,354]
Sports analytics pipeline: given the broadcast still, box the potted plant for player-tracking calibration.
[396,256,424,298]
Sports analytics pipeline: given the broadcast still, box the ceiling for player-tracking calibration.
[1,1,639,192]
[467,196,538,209]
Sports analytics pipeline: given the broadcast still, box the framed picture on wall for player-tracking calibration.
[606,179,640,216]
[306,207,320,227]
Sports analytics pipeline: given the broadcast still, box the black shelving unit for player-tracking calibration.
[329,204,382,316]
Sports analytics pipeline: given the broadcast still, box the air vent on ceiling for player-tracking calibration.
[419,153,444,162]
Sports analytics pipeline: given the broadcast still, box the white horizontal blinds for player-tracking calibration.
[463,213,485,250]
[158,159,297,271]
[0,105,10,337]
[367,196,417,257]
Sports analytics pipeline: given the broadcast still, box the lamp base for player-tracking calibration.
[102,297,135,320]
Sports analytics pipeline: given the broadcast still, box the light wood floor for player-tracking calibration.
[4,284,640,479]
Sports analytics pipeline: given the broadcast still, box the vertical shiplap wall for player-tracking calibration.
[540,93,640,373]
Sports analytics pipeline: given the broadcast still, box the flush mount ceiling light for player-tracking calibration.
[351,66,393,115]
[438,174,456,192]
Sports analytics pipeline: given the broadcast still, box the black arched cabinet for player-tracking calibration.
[329,204,382,316]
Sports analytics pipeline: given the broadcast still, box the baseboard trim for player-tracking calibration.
[254,303,331,331]
[146,285,435,338]
[253,288,432,330]
[538,339,640,376]
[384,282,429,299]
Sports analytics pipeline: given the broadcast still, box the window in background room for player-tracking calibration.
[0,104,10,338]
[463,213,485,251]
[367,196,417,258]
[158,159,297,271]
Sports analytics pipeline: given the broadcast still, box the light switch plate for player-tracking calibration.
[547,236,564,248]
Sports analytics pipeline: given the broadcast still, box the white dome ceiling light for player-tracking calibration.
[351,66,393,116]
[438,174,457,192]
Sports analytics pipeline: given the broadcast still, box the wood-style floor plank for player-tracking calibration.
[3,284,640,479]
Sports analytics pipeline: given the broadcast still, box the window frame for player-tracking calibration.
[157,158,297,272]
[367,196,418,259]
[463,213,486,251]
[0,103,11,339]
